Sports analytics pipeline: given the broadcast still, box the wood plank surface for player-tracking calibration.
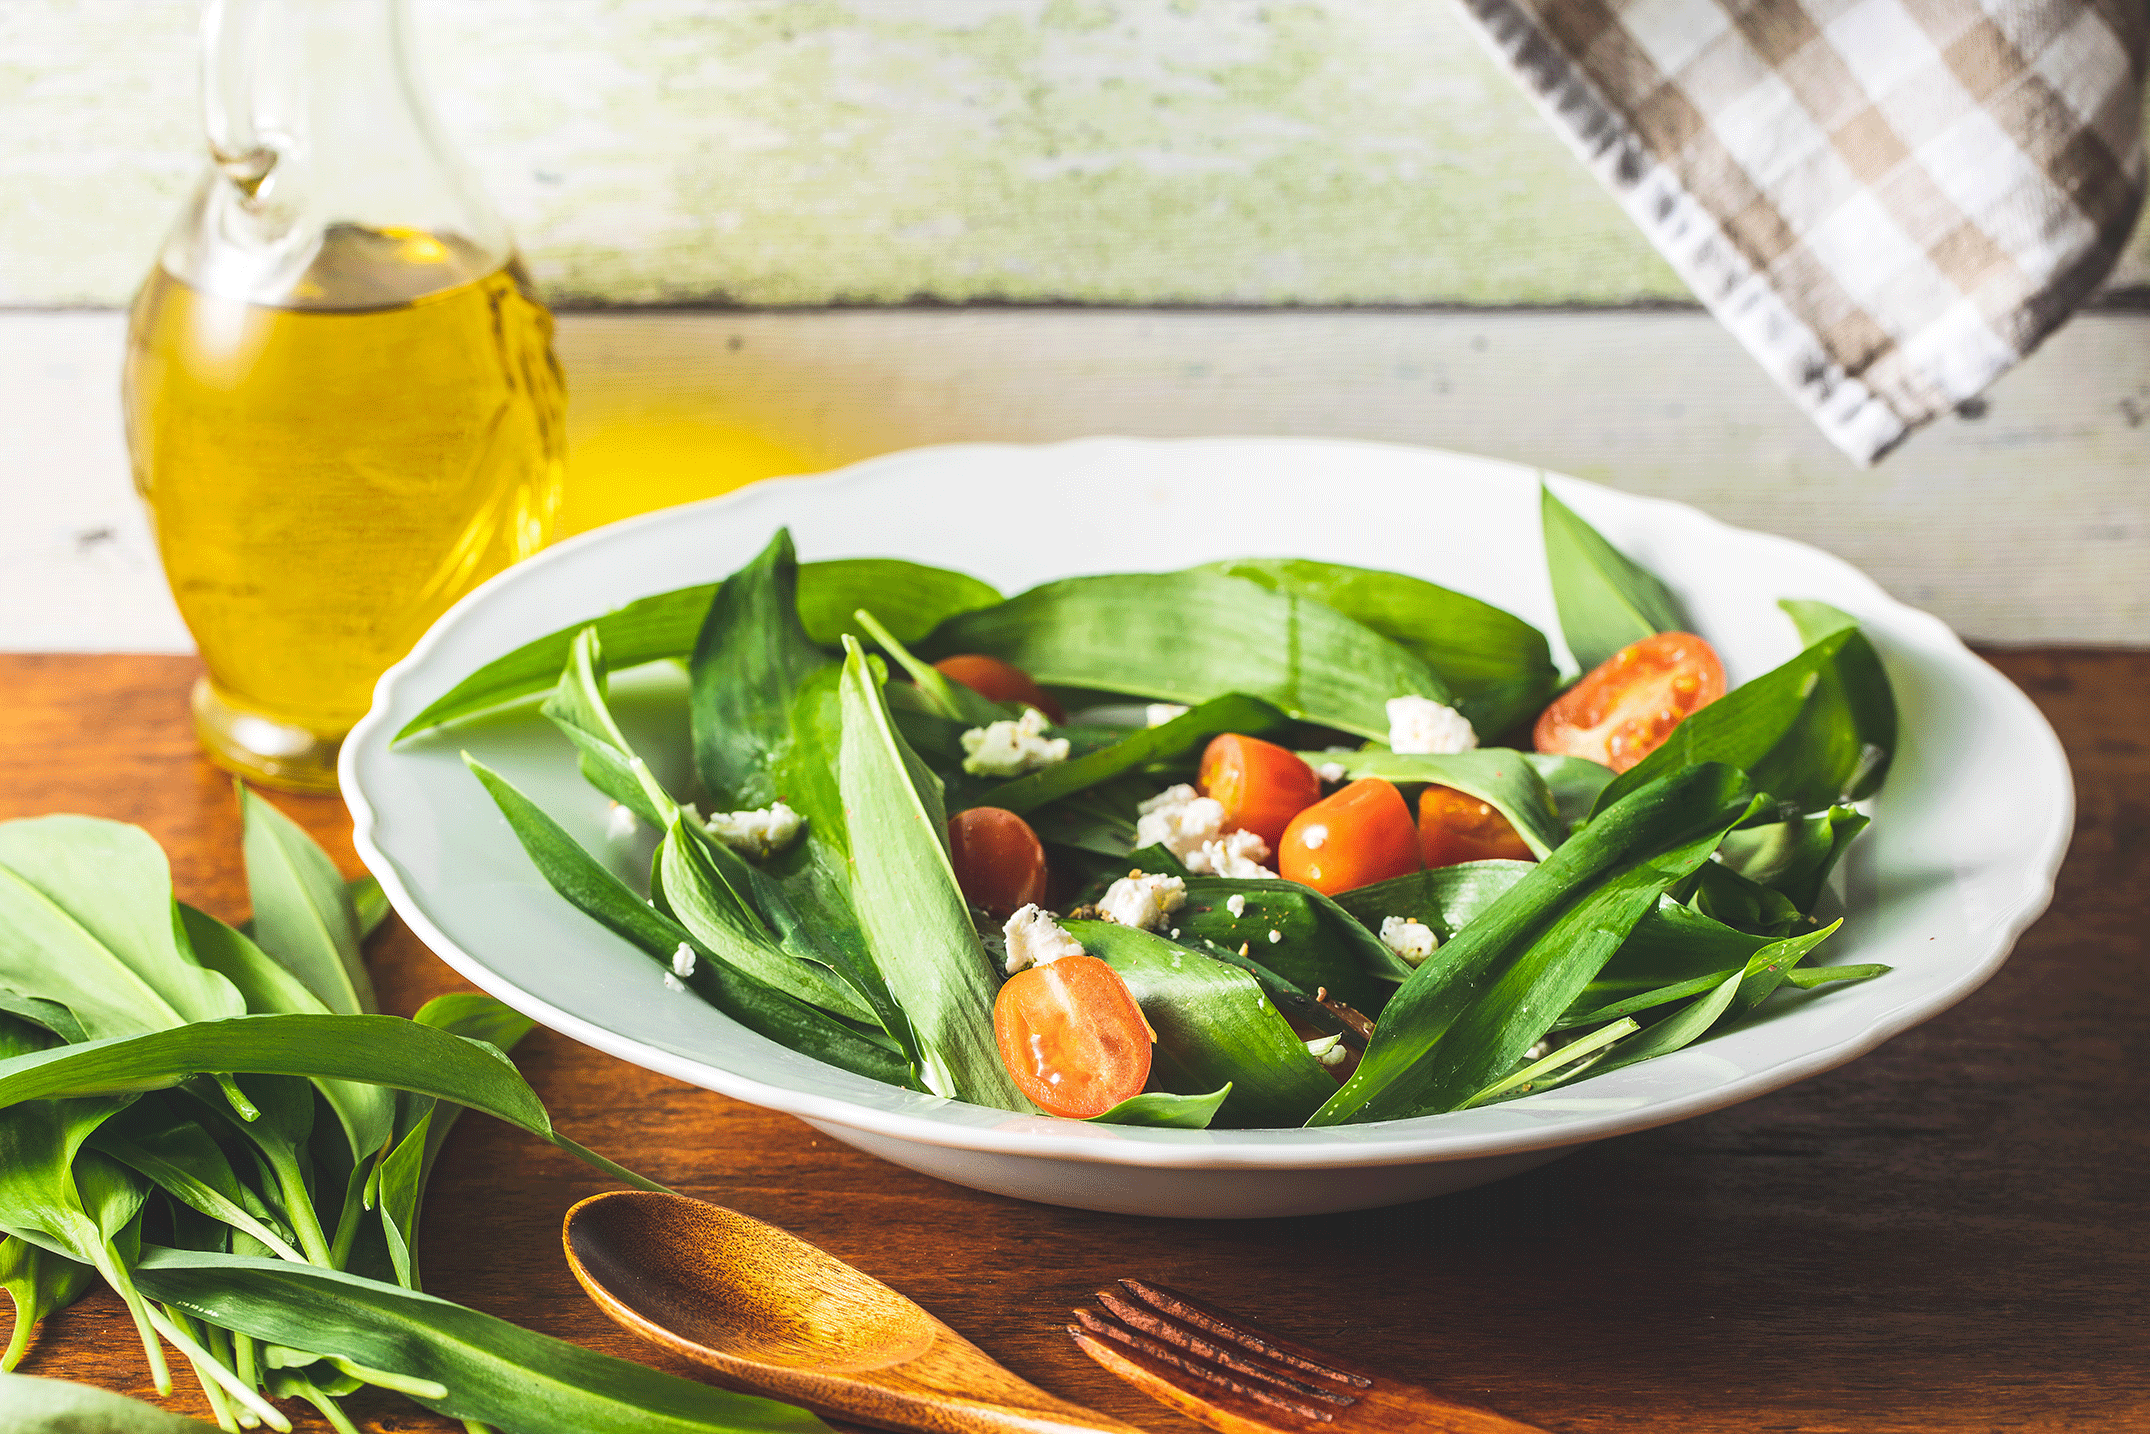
[1,651,2144,1433]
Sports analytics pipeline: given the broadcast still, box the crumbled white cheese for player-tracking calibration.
[1267,929,1283,944]
[1316,761,1348,785]
[605,803,639,840]
[1185,829,1276,879]
[1225,893,1247,918]
[662,971,687,993]
[677,801,704,825]
[670,943,697,979]
[1001,904,1087,975]
[1378,915,1439,966]
[704,801,806,860]
[1386,695,1478,755]
[1145,703,1190,727]
[1299,823,1327,850]
[960,707,1070,777]
[1100,871,1188,932]
[1134,783,1227,857]
[1305,1033,1349,1067]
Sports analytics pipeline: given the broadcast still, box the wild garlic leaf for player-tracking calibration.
[86,1096,306,1264]
[1716,805,1869,913]
[1521,752,1617,827]
[237,787,374,1016]
[0,816,245,1040]
[134,1248,834,1434]
[836,639,1025,1109]
[922,570,1447,740]
[691,529,835,808]
[1302,747,1568,858]
[391,559,1001,743]
[1313,763,1761,1126]
[1088,1086,1233,1129]
[174,905,394,1167]
[1,1238,96,1373]
[1758,600,1898,805]
[1540,483,1688,673]
[465,758,909,1089]
[543,625,664,822]
[1064,919,1334,1128]
[0,1372,223,1432]
[1203,558,1558,737]
[1331,861,1534,944]
[1173,876,1408,1013]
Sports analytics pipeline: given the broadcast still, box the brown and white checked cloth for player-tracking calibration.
[1457,0,2148,462]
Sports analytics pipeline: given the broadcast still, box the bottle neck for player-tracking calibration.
[174,0,509,307]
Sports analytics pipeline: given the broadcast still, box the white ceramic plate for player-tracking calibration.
[344,438,2072,1218]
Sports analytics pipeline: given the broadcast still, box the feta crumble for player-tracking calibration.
[1002,904,1086,975]
[1378,915,1439,966]
[1225,893,1247,918]
[662,972,686,993]
[1305,1033,1349,1067]
[1134,783,1227,857]
[605,803,639,840]
[1267,929,1283,944]
[1100,872,1187,932]
[1145,703,1190,726]
[1386,695,1478,755]
[1316,761,1348,785]
[1185,829,1275,879]
[704,801,806,860]
[670,943,697,979]
[960,707,1070,777]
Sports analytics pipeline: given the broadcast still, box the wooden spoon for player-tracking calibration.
[563,1189,1149,1434]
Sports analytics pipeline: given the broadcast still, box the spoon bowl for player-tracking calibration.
[565,1190,1143,1434]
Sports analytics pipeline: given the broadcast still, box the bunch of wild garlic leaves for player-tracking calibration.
[405,491,1895,1132]
[0,792,829,1434]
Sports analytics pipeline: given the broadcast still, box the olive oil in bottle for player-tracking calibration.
[125,226,565,780]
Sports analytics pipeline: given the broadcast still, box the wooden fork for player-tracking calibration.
[1069,1279,1552,1434]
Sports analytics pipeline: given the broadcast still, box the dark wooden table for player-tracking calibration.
[3,652,2144,1433]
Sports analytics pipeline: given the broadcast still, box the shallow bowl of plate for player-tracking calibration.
[343,437,2072,1219]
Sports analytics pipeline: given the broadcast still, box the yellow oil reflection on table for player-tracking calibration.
[557,414,820,538]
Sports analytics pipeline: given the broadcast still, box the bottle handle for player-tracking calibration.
[201,0,278,197]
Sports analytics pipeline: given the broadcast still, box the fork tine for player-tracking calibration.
[1114,1279,1373,1389]
[1074,1304,1354,1412]
[1089,1291,1357,1404]
[1069,1311,1347,1427]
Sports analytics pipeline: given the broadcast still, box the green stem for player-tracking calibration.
[264,1150,335,1268]
[549,1133,671,1193]
[1458,1018,1640,1110]
[162,1304,239,1434]
[328,1354,447,1400]
[852,608,968,717]
[328,1159,371,1270]
[86,1232,169,1395]
[144,1302,290,1432]
[235,1329,259,1392]
[287,1375,363,1434]
[2,1247,34,1371]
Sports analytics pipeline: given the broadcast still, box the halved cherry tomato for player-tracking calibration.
[1535,632,1725,773]
[1197,733,1321,849]
[1277,778,1422,895]
[1418,784,1533,867]
[993,955,1153,1118]
[947,807,1048,917]
[932,654,1065,723]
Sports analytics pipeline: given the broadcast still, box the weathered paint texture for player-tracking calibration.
[13,0,2143,309]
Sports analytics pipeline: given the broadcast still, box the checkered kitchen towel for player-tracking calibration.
[1457,0,2148,462]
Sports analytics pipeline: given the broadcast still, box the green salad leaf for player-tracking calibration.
[1203,558,1558,736]
[1088,1086,1233,1129]
[1717,805,1868,913]
[691,530,834,808]
[1314,763,1762,1125]
[1541,483,1687,671]
[237,787,375,1018]
[1172,877,1408,1015]
[392,559,998,743]
[1332,861,1533,942]
[0,1372,225,1432]
[1,1240,95,1373]
[836,639,1027,1109]
[922,570,1446,740]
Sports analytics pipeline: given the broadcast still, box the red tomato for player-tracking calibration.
[947,807,1048,918]
[1197,734,1321,849]
[932,654,1065,723]
[1418,784,1534,868]
[993,955,1154,1118]
[1277,778,1422,895]
[1534,632,1726,773]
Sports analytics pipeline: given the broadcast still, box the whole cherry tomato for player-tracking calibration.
[1277,778,1422,895]
[1417,784,1533,867]
[1534,632,1726,773]
[993,955,1153,1117]
[932,654,1065,723]
[1197,733,1321,849]
[947,807,1048,917]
